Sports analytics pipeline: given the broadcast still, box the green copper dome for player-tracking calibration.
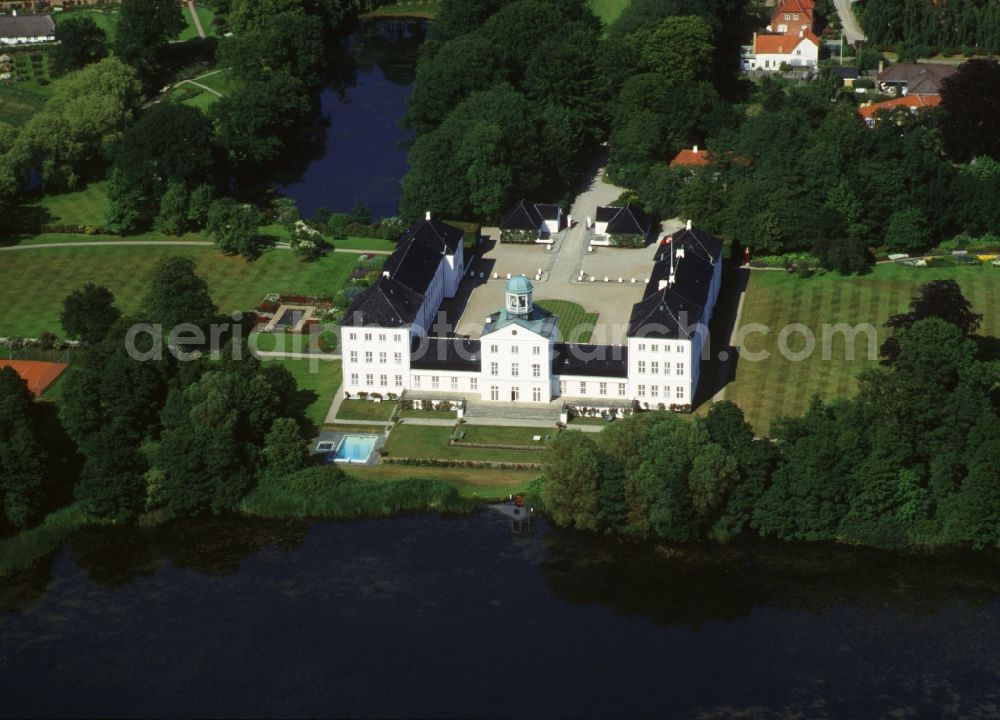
[505,275,533,294]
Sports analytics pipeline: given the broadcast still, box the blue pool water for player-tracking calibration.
[334,434,378,463]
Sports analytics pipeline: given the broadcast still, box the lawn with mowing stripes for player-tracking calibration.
[0,245,356,338]
[53,9,120,39]
[534,300,599,343]
[342,465,536,498]
[726,265,1000,435]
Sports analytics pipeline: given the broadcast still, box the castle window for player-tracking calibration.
[618,383,626,396]
[532,387,542,402]
[599,382,607,396]
[532,346,541,355]
[380,374,388,387]
[490,385,500,401]
[431,376,440,389]
[350,373,358,385]
[394,352,402,364]
[349,351,358,363]
[532,364,541,378]
[677,363,685,376]
[364,333,372,341]
[470,378,478,390]
[451,377,458,391]
[651,361,659,374]
[650,385,658,398]
[511,364,519,377]
[638,361,646,374]
[378,333,386,342]
[365,373,373,386]
[349,333,357,341]
[490,362,498,376]
[379,352,386,364]
[638,384,646,396]
[511,345,518,355]
[395,375,403,387]
[365,351,372,363]
[579,382,587,395]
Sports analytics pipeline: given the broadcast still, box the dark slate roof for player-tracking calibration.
[410,335,482,372]
[552,343,628,378]
[500,199,544,231]
[656,227,724,265]
[400,217,463,255]
[628,253,714,339]
[383,239,443,296]
[535,203,561,221]
[341,276,424,327]
[595,206,620,223]
[877,63,957,95]
[0,14,55,39]
[830,66,860,80]
[606,203,653,236]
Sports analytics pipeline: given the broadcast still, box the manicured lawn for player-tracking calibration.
[458,424,555,445]
[0,245,356,338]
[569,416,609,426]
[24,182,110,228]
[259,357,341,429]
[194,68,237,96]
[53,9,120,39]
[535,300,600,343]
[172,84,218,111]
[336,399,396,421]
[383,424,547,463]
[178,6,216,40]
[588,0,631,26]
[362,0,441,18]
[336,237,396,252]
[726,264,1000,435]
[343,464,536,499]
[249,332,334,355]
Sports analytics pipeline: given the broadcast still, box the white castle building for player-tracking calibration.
[340,215,723,407]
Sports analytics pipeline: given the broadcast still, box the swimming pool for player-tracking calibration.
[334,435,378,463]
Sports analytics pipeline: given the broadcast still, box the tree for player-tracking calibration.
[940,59,1000,162]
[884,207,930,253]
[430,0,508,42]
[206,198,265,259]
[220,12,326,88]
[264,418,309,477]
[229,0,303,34]
[142,256,217,330]
[74,427,148,522]
[51,15,108,74]
[625,15,714,85]
[541,431,609,531]
[60,283,121,345]
[156,182,192,236]
[881,279,982,363]
[210,72,313,168]
[113,0,185,89]
[15,58,143,191]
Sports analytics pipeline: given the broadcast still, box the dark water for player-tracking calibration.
[278,20,425,220]
[2,511,1000,718]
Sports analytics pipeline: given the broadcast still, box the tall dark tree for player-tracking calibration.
[113,0,185,90]
[940,59,1000,162]
[60,283,121,345]
[881,280,983,363]
[142,256,217,331]
[51,15,108,74]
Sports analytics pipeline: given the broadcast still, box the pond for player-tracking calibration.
[2,512,999,717]
[278,19,426,221]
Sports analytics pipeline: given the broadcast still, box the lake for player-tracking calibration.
[2,511,999,718]
[278,19,425,221]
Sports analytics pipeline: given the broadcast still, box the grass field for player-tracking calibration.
[726,265,1000,434]
[458,424,554,445]
[23,182,110,228]
[53,9,120,39]
[336,399,396,421]
[588,0,631,26]
[0,245,356,338]
[178,6,216,41]
[535,300,599,343]
[343,464,536,499]
[260,357,341,428]
[383,424,548,463]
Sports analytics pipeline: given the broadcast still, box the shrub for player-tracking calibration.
[500,229,537,243]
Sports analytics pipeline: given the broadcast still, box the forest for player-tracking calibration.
[858,0,1000,56]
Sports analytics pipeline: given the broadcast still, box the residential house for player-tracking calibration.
[0,13,55,45]
[876,62,957,96]
[741,29,820,72]
[858,93,942,127]
[768,0,815,35]
[669,145,714,169]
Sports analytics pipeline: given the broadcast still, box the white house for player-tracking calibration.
[740,30,819,72]
[340,214,724,409]
[0,14,55,46]
[592,203,653,246]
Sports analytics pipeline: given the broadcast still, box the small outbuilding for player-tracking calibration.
[499,199,562,243]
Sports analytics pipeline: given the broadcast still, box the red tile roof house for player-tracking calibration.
[769,0,815,35]
[857,94,942,128]
[669,145,714,169]
[741,29,820,72]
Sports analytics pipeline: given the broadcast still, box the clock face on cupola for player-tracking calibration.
[505,275,533,316]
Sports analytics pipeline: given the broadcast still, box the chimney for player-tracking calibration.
[799,29,804,38]
[878,60,884,74]
[382,270,390,278]
[425,211,431,221]
[658,279,669,291]
[686,219,692,231]
[693,145,699,154]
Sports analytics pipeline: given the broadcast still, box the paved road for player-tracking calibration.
[186,1,207,39]
[833,0,866,44]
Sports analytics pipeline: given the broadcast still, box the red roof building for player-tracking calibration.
[669,146,714,168]
[858,94,942,126]
[0,360,68,396]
